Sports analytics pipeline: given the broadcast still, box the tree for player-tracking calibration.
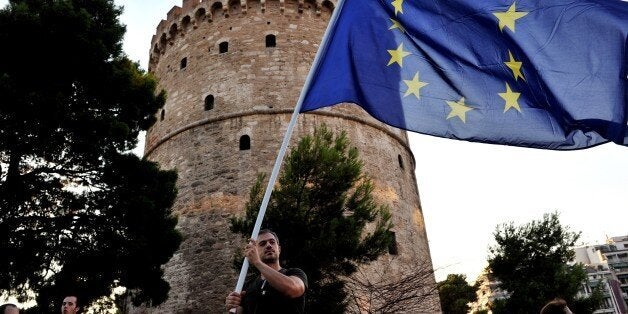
[437,274,478,314]
[231,125,394,313]
[487,212,597,314]
[0,0,180,311]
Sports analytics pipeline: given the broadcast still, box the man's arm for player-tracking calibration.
[252,261,305,298]
[245,239,306,298]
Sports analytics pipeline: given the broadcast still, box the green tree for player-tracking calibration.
[437,274,478,314]
[231,125,394,313]
[487,212,598,314]
[0,0,180,311]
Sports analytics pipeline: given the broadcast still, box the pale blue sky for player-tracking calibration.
[1,0,626,286]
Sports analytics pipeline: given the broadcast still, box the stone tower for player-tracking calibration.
[140,0,438,312]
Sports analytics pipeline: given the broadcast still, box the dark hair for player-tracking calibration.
[0,303,18,312]
[259,229,279,244]
[540,298,567,314]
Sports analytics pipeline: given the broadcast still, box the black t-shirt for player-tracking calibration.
[241,268,308,314]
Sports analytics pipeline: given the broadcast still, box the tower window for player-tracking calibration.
[180,57,187,69]
[219,41,229,53]
[204,95,214,111]
[160,109,165,121]
[265,34,276,48]
[398,154,404,169]
[239,135,250,151]
[388,231,398,255]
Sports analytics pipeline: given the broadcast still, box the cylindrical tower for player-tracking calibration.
[138,0,438,312]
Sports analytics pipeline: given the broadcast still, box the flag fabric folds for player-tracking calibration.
[300,0,628,150]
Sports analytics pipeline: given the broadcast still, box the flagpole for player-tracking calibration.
[230,0,348,306]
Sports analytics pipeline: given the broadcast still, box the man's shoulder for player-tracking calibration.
[281,268,308,287]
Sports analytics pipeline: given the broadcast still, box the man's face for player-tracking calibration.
[4,305,19,314]
[61,296,79,314]
[257,232,280,264]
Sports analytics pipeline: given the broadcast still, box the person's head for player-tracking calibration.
[61,295,80,314]
[540,298,572,314]
[1,303,19,314]
[257,229,281,264]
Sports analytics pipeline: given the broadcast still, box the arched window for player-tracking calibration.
[160,109,165,121]
[180,57,187,69]
[204,95,214,110]
[398,154,404,169]
[219,41,229,53]
[181,15,191,29]
[265,34,276,48]
[239,135,250,150]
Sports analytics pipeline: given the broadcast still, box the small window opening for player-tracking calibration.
[180,57,187,69]
[398,154,404,169]
[388,231,398,255]
[239,135,250,150]
[219,41,229,53]
[267,21,271,25]
[204,95,214,110]
[265,34,276,48]
[160,109,165,121]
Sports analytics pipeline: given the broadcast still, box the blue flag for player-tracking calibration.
[300,0,628,150]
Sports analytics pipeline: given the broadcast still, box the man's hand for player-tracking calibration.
[225,291,245,313]
[244,238,261,266]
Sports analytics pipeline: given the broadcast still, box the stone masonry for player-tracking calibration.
[135,0,440,312]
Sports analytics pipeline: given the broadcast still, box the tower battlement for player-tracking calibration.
[149,0,335,71]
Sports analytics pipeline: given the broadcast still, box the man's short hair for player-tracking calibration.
[0,303,18,312]
[259,229,279,244]
[540,298,567,314]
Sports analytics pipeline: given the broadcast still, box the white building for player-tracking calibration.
[605,236,628,306]
[469,270,509,313]
[573,238,628,314]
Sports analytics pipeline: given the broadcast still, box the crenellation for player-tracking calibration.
[166,6,182,21]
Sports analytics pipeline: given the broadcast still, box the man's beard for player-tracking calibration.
[261,252,278,264]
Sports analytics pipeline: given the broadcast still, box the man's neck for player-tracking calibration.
[263,261,282,272]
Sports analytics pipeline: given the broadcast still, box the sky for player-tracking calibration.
[1,0,626,292]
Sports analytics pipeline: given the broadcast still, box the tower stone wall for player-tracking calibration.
[138,0,439,312]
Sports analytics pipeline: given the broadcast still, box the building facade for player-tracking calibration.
[573,239,628,314]
[134,0,439,312]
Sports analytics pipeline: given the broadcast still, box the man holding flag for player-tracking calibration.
[226,230,307,314]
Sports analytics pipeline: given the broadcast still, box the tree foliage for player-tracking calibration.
[437,274,478,314]
[231,125,394,313]
[487,212,597,314]
[0,0,180,311]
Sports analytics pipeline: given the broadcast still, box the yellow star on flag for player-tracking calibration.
[446,97,474,123]
[403,72,428,99]
[387,43,411,67]
[498,83,522,113]
[505,50,525,81]
[391,0,404,15]
[493,2,528,32]
[389,18,406,33]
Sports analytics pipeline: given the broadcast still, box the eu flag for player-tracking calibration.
[300,0,628,150]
